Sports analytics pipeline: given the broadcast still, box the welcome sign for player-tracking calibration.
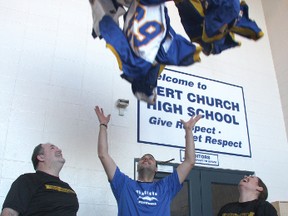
[137,68,251,157]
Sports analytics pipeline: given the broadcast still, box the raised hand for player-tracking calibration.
[180,114,202,131]
[94,106,111,125]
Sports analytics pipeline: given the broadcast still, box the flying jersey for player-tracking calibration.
[89,0,126,38]
[95,0,201,103]
[175,0,241,55]
[231,0,264,40]
[174,0,263,55]
[202,0,240,43]
[123,0,168,64]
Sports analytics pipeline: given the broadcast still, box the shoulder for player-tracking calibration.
[217,202,239,216]
[257,199,273,206]
[18,172,36,177]
[156,170,183,192]
[14,172,51,186]
[165,169,182,183]
[221,201,239,208]
[219,201,239,211]
[6,173,40,193]
[257,200,277,210]
[111,167,131,183]
[13,172,37,182]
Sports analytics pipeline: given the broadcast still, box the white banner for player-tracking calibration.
[137,68,251,157]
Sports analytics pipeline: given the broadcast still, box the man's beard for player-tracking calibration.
[137,164,155,176]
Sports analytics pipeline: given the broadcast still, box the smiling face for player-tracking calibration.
[240,175,258,184]
[38,143,65,167]
[238,175,263,197]
[137,154,157,173]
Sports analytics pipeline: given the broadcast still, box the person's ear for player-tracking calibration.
[256,186,263,193]
[37,154,45,162]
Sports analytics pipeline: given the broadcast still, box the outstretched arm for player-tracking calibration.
[94,106,117,181]
[176,115,202,184]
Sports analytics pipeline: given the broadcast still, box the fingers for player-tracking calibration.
[181,114,202,123]
[188,115,202,127]
[107,114,111,122]
[94,106,101,117]
[94,106,111,123]
[94,106,100,112]
[194,114,203,123]
[94,106,104,115]
[180,114,203,129]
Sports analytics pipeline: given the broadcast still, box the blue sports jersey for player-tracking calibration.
[99,2,201,78]
[175,0,240,55]
[231,0,264,40]
[99,15,154,79]
[175,0,262,55]
[98,0,201,103]
[174,0,204,42]
[89,0,126,38]
[202,0,240,42]
[123,0,168,64]
[110,167,182,216]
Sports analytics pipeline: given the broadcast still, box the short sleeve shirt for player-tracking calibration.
[2,171,79,216]
[110,167,182,216]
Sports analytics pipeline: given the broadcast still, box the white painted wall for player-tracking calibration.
[262,0,288,138]
[0,0,287,215]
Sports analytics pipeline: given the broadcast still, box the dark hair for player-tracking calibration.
[31,144,44,170]
[257,177,268,200]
